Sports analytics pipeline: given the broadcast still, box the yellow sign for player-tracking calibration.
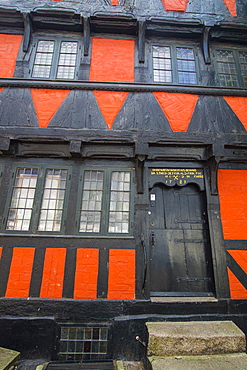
[150,168,204,186]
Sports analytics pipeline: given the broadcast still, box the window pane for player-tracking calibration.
[38,169,68,232]
[56,41,78,80]
[6,168,38,231]
[216,50,238,87]
[108,171,130,233]
[79,171,103,233]
[153,46,172,83]
[176,47,197,84]
[59,326,108,361]
[32,40,54,78]
[239,51,247,87]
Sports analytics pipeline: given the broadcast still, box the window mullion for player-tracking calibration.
[101,170,110,235]
[30,165,44,233]
[234,50,244,88]
[51,39,60,80]
[171,45,178,84]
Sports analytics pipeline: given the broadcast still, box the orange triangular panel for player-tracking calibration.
[111,0,119,4]
[31,89,70,128]
[161,0,189,12]
[228,250,247,274]
[227,268,247,299]
[224,97,247,130]
[222,0,237,16]
[0,88,3,93]
[93,91,128,129]
[153,92,198,132]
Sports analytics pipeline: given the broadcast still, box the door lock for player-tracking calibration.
[151,232,155,248]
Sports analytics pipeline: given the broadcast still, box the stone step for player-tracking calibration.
[0,347,20,370]
[147,321,246,356]
[148,353,247,370]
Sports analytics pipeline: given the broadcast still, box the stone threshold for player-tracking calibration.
[150,297,218,303]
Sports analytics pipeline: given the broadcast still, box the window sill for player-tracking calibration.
[0,233,135,239]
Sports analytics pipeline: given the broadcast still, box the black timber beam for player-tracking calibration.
[90,13,137,35]
[30,9,82,32]
[23,13,32,52]
[0,78,247,96]
[0,8,23,31]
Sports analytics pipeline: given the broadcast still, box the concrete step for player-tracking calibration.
[148,353,247,370]
[147,321,246,356]
[0,347,20,370]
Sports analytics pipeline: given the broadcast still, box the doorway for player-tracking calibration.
[149,184,214,296]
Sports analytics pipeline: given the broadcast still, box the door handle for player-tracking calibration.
[151,232,155,248]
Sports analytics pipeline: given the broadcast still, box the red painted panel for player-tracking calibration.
[30,89,70,128]
[0,34,22,78]
[153,92,198,132]
[74,249,99,299]
[108,249,135,300]
[223,0,237,16]
[227,268,247,299]
[5,247,35,298]
[161,0,188,12]
[89,38,134,83]
[224,97,247,130]
[218,169,247,239]
[0,247,2,259]
[111,0,119,4]
[40,248,66,299]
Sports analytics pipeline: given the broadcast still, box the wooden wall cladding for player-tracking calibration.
[0,246,136,300]
[0,89,246,133]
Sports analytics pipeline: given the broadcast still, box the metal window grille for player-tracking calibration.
[152,46,172,83]
[56,41,78,79]
[176,47,197,84]
[59,327,108,361]
[32,40,55,78]
[79,170,104,233]
[108,171,130,233]
[239,51,247,87]
[38,169,68,232]
[216,50,238,87]
[6,168,39,231]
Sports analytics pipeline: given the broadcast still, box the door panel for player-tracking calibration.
[149,184,213,296]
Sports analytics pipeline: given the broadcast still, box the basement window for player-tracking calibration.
[152,45,198,84]
[59,326,109,361]
[214,48,247,87]
[30,38,81,80]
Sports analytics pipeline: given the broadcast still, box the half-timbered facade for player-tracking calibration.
[0,0,246,364]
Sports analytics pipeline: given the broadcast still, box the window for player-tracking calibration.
[152,45,198,84]
[78,169,132,235]
[59,326,109,361]
[3,163,134,237]
[215,49,247,87]
[31,38,81,79]
[5,166,70,232]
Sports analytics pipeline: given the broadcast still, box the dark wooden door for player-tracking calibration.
[149,184,214,296]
